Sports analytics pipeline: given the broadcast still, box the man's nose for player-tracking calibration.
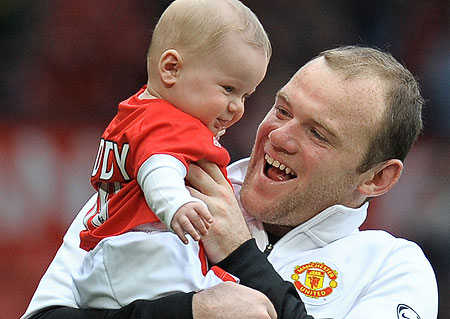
[268,126,298,154]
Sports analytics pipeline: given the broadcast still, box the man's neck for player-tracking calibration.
[263,223,294,243]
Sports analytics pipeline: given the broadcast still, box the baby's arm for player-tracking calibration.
[137,154,212,243]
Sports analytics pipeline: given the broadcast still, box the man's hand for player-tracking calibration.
[186,160,252,263]
[192,282,277,319]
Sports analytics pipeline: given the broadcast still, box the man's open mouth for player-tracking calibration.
[264,154,297,181]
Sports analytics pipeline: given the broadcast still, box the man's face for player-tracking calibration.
[240,57,385,226]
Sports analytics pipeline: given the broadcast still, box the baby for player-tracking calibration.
[72,0,271,309]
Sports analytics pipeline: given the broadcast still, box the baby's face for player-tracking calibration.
[173,33,268,137]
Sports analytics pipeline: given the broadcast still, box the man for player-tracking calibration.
[23,46,438,319]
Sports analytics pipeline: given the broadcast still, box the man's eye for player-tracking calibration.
[274,106,291,118]
[311,129,328,142]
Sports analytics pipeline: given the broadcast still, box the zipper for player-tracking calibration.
[264,243,273,256]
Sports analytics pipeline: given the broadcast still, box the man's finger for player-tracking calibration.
[186,164,215,194]
[196,159,230,185]
[188,161,230,194]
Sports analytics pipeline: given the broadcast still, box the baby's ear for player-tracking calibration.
[158,49,182,87]
[357,159,403,198]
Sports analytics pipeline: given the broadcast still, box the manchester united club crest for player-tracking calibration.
[290,262,339,301]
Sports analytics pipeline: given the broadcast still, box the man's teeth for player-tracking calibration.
[264,154,296,176]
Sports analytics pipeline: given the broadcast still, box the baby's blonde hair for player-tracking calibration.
[147,0,271,67]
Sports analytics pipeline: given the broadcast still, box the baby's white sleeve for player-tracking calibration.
[137,154,206,230]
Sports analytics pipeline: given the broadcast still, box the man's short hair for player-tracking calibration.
[319,46,424,173]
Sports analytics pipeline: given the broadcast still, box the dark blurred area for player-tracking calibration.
[1,1,449,318]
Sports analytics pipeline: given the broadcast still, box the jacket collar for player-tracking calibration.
[228,158,368,252]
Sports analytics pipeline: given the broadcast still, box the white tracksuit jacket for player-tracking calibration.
[227,158,438,319]
[22,158,438,319]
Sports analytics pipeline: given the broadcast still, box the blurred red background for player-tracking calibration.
[1,1,449,318]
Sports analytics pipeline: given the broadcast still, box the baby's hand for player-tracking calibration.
[171,202,213,244]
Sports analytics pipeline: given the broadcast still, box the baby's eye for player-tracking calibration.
[223,86,234,93]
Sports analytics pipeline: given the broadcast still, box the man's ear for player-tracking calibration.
[357,159,403,198]
[158,49,182,87]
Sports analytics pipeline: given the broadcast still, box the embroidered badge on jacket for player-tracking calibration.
[289,261,341,305]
